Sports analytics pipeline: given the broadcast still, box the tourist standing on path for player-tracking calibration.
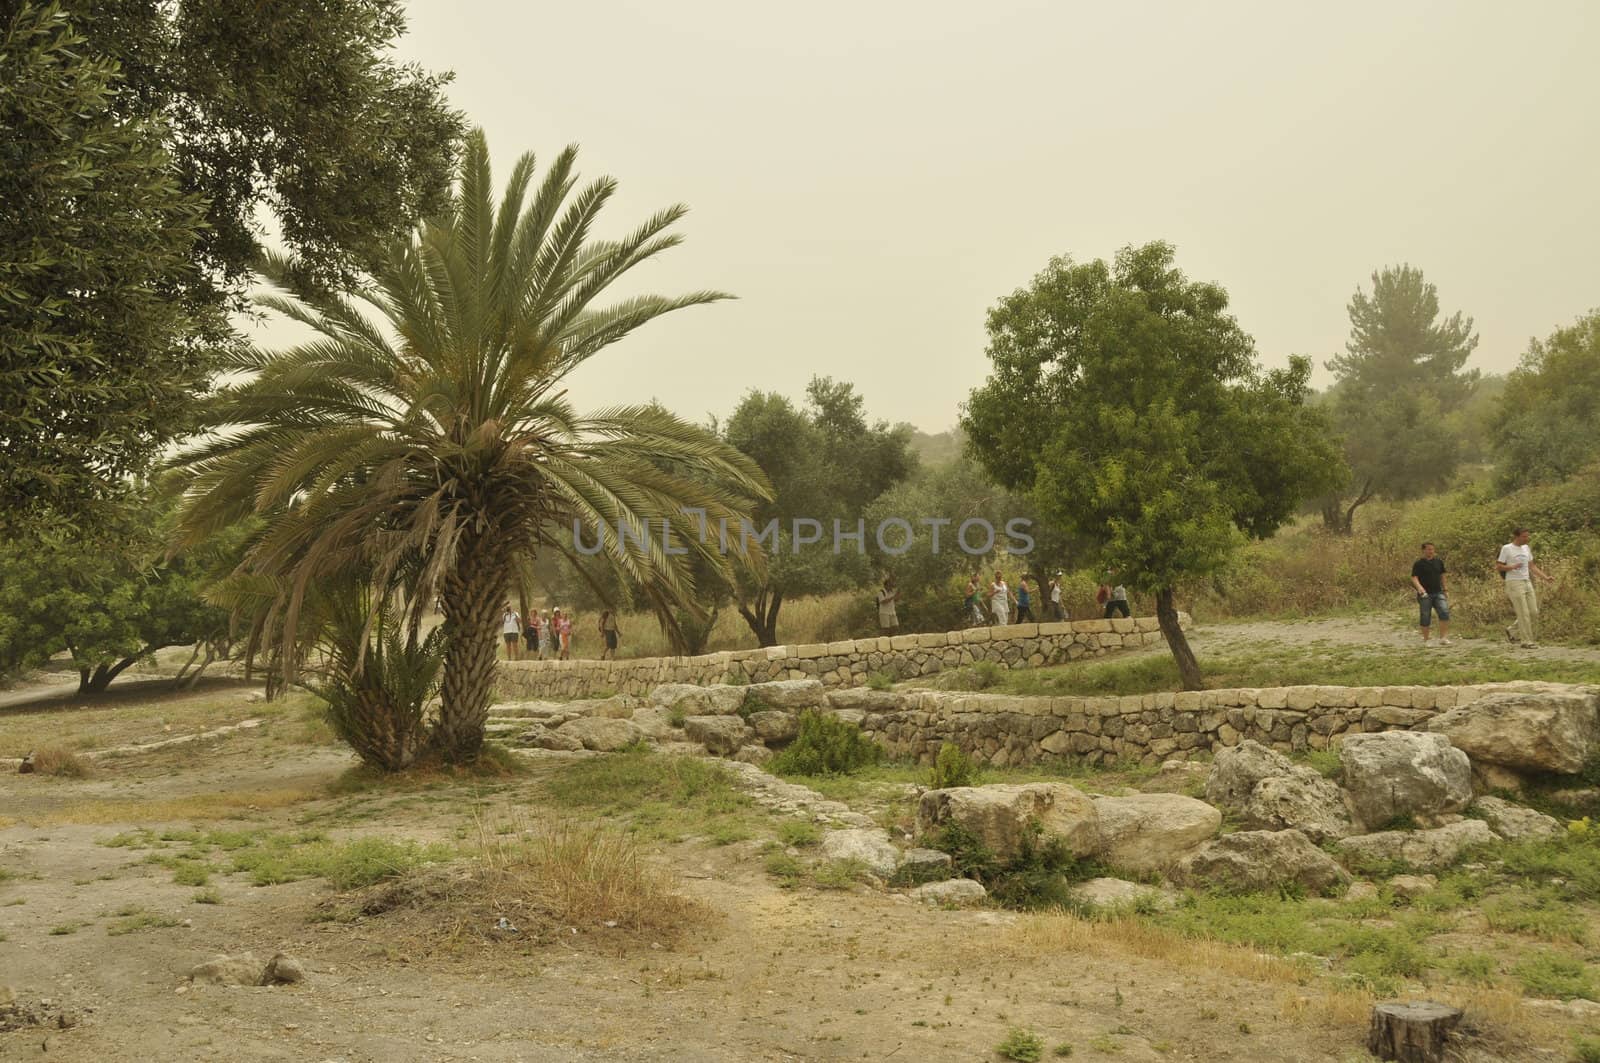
[524,612,539,656]
[1103,575,1130,619]
[1410,542,1451,645]
[989,570,1011,626]
[559,610,574,659]
[501,603,522,661]
[1049,573,1065,621]
[877,576,900,635]
[1015,577,1035,623]
[1497,527,1549,647]
[598,610,621,660]
[540,611,555,659]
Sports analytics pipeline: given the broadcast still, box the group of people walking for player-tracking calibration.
[876,569,1131,635]
[1412,527,1550,648]
[500,605,623,661]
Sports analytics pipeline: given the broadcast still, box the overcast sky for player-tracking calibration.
[256,0,1599,432]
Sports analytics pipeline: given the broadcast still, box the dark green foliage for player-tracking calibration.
[0,487,231,691]
[1493,310,1600,490]
[963,242,1343,689]
[0,3,221,529]
[310,585,443,772]
[723,377,918,645]
[767,711,884,776]
[933,819,1091,910]
[928,741,980,789]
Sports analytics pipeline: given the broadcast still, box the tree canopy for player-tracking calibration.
[0,3,221,530]
[1492,309,1600,490]
[723,378,917,645]
[172,130,768,764]
[1320,264,1479,531]
[963,241,1343,688]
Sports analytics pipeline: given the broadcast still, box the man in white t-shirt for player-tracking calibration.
[1049,573,1065,621]
[1496,527,1549,647]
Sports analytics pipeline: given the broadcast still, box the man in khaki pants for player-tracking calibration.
[1496,527,1549,647]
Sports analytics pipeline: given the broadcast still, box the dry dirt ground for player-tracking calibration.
[0,646,1589,1062]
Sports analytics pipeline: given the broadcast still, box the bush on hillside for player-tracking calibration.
[767,711,883,776]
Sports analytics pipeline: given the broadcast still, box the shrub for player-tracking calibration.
[768,711,883,776]
[26,747,92,778]
[1575,1033,1600,1063]
[866,670,895,691]
[1513,952,1596,1001]
[996,1027,1045,1062]
[934,819,1090,910]
[928,741,980,789]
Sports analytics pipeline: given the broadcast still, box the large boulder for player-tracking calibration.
[1427,689,1600,775]
[516,723,584,752]
[554,716,644,752]
[1092,794,1221,875]
[917,783,1099,863]
[1335,819,1497,871]
[1339,731,1472,830]
[819,828,902,878]
[1472,796,1562,842]
[1172,830,1350,895]
[909,878,987,907]
[648,683,747,716]
[1206,740,1352,842]
[682,715,753,756]
[745,679,828,710]
[828,687,909,713]
[749,710,799,745]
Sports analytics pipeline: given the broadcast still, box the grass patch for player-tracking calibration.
[192,888,222,904]
[42,787,321,826]
[229,833,452,888]
[768,711,884,776]
[776,820,821,848]
[543,746,760,843]
[106,907,182,935]
[328,742,529,795]
[1512,952,1596,1000]
[1483,889,1588,942]
[26,746,93,778]
[996,1026,1045,1062]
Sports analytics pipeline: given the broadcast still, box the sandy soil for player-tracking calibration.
[0,639,1587,1062]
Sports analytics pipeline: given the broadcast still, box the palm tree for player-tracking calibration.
[172,129,770,762]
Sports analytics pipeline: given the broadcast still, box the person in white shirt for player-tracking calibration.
[501,604,522,661]
[989,570,1011,626]
[1049,573,1065,621]
[1496,527,1549,647]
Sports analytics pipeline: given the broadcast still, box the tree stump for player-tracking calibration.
[1366,1001,1464,1062]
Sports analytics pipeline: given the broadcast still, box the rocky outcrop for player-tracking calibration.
[749,710,799,744]
[745,679,828,710]
[1427,689,1600,775]
[819,828,902,878]
[682,715,752,756]
[554,716,644,752]
[1092,794,1220,874]
[1205,740,1352,842]
[1472,796,1562,842]
[1339,731,1472,830]
[1335,819,1497,871]
[1172,829,1349,895]
[1069,877,1176,912]
[917,783,1100,863]
[648,683,747,716]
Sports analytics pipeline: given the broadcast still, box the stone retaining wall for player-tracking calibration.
[853,681,1594,768]
[498,614,1187,701]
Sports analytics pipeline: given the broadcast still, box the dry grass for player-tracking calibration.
[27,747,93,778]
[325,813,710,954]
[36,786,323,826]
[1009,910,1563,1055]
[0,684,308,756]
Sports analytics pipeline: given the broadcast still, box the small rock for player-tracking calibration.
[188,952,264,986]
[1472,796,1562,842]
[264,953,306,985]
[1070,877,1176,912]
[1345,881,1379,902]
[1388,874,1438,899]
[909,878,987,907]
[819,828,901,878]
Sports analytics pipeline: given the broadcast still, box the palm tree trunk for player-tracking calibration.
[435,547,507,763]
[1155,587,1203,692]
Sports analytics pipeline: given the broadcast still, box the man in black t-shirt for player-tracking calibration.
[1410,541,1451,645]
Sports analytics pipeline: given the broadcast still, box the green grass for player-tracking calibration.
[1512,952,1597,1000]
[776,820,821,848]
[996,1027,1045,1062]
[543,746,763,843]
[1482,889,1588,942]
[227,833,452,888]
[106,907,182,935]
[192,888,222,905]
[945,643,1600,698]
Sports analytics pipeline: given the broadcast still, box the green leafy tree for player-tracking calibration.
[723,378,917,645]
[1492,309,1600,489]
[963,242,1343,689]
[0,3,221,530]
[171,131,769,764]
[1321,264,1479,531]
[0,489,231,693]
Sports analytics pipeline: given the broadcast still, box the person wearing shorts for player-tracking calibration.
[598,610,620,659]
[501,604,522,660]
[1410,542,1451,645]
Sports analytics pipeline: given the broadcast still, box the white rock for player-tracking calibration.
[917,783,1100,863]
[1070,877,1175,912]
[554,716,644,752]
[1335,819,1498,871]
[1093,793,1221,874]
[1171,829,1349,894]
[909,878,987,907]
[820,828,902,878]
[1340,731,1472,831]
[1472,796,1562,842]
[1428,689,1600,774]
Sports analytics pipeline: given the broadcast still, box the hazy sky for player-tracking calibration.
[257,1,1599,432]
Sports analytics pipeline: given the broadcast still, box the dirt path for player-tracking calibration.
[1190,616,1600,665]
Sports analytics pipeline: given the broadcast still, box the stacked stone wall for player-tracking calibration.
[499,615,1185,701]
